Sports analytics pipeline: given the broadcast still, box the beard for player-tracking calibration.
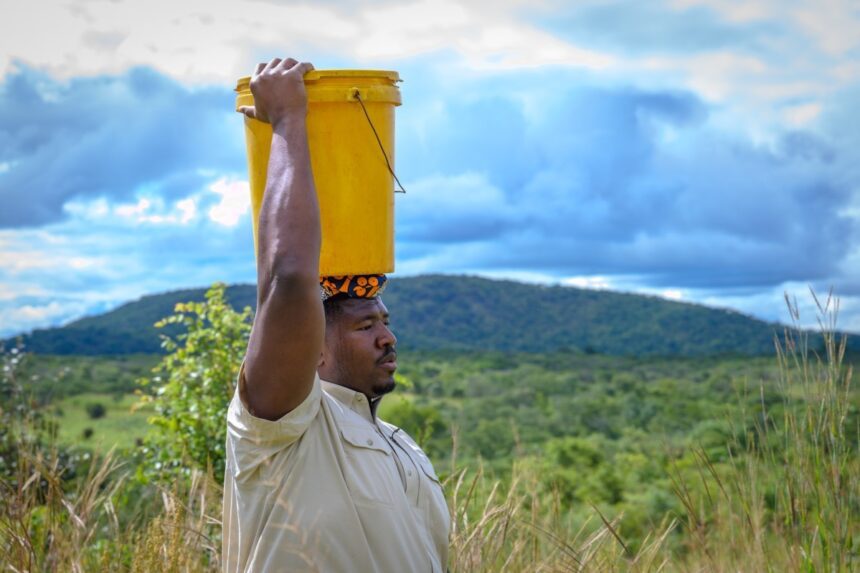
[325,355,397,399]
[371,377,396,398]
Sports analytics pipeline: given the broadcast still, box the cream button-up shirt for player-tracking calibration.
[222,370,450,573]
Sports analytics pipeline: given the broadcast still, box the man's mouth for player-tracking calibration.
[378,352,397,370]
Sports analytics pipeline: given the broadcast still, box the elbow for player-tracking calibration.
[265,267,319,299]
[269,255,318,283]
[258,235,320,281]
[255,246,319,302]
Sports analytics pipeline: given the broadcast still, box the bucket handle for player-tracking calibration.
[352,88,406,194]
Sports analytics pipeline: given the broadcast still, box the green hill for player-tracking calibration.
[383,276,784,355]
[7,274,790,357]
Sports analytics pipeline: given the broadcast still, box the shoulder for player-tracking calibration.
[378,418,442,482]
[378,419,423,454]
[319,387,370,427]
[377,418,401,436]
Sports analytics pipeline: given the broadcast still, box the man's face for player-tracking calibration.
[319,297,398,399]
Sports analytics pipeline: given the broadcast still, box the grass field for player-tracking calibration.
[49,390,421,455]
[49,392,154,452]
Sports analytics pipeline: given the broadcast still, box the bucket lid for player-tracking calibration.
[235,70,401,92]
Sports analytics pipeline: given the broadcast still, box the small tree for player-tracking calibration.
[138,283,252,483]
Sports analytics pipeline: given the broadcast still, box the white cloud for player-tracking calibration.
[642,52,767,102]
[176,198,197,224]
[65,198,111,220]
[2,0,854,146]
[0,0,617,85]
[472,269,561,285]
[0,284,49,302]
[67,257,106,270]
[457,25,616,71]
[791,0,860,56]
[0,300,90,337]
[115,197,153,219]
[107,195,201,225]
[668,0,777,23]
[207,178,250,227]
[562,275,613,290]
[0,246,65,273]
[0,178,258,337]
[661,289,685,301]
[783,102,822,128]
[562,275,687,304]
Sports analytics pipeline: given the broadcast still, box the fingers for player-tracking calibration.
[293,62,315,76]
[263,57,282,72]
[238,106,257,120]
[255,58,313,76]
[274,57,298,71]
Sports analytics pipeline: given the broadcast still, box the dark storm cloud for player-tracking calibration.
[0,65,245,227]
[396,77,857,290]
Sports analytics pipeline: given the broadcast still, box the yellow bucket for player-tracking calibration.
[235,70,401,276]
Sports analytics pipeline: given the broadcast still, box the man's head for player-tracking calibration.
[318,294,398,399]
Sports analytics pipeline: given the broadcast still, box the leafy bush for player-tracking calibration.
[380,396,448,459]
[542,434,624,505]
[137,282,252,483]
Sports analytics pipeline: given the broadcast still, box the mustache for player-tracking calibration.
[377,347,397,364]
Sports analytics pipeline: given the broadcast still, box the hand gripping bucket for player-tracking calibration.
[235,70,402,276]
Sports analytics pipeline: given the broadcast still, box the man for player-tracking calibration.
[222,57,450,572]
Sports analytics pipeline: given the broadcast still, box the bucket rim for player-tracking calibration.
[235,70,401,92]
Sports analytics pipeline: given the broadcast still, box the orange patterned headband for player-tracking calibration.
[320,275,388,301]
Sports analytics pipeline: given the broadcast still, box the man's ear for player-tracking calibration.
[318,334,332,368]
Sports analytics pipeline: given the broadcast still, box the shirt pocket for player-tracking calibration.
[339,424,400,507]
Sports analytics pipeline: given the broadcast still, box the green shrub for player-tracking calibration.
[137,282,252,483]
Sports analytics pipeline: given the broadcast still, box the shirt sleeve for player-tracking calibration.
[225,362,322,483]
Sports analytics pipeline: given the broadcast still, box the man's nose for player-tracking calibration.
[378,323,397,348]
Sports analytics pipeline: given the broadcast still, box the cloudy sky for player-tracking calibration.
[1,0,859,337]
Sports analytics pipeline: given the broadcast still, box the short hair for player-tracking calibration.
[323,293,350,325]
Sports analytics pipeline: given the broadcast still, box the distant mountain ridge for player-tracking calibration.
[7,275,794,357]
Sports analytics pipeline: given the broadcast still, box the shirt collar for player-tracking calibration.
[320,379,379,424]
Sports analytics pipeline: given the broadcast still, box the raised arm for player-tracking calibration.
[238,57,324,420]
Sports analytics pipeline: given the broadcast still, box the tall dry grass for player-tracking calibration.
[446,462,675,572]
[0,444,221,572]
[667,290,858,572]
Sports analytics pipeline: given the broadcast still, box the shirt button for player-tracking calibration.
[366,439,373,446]
[407,470,413,476]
